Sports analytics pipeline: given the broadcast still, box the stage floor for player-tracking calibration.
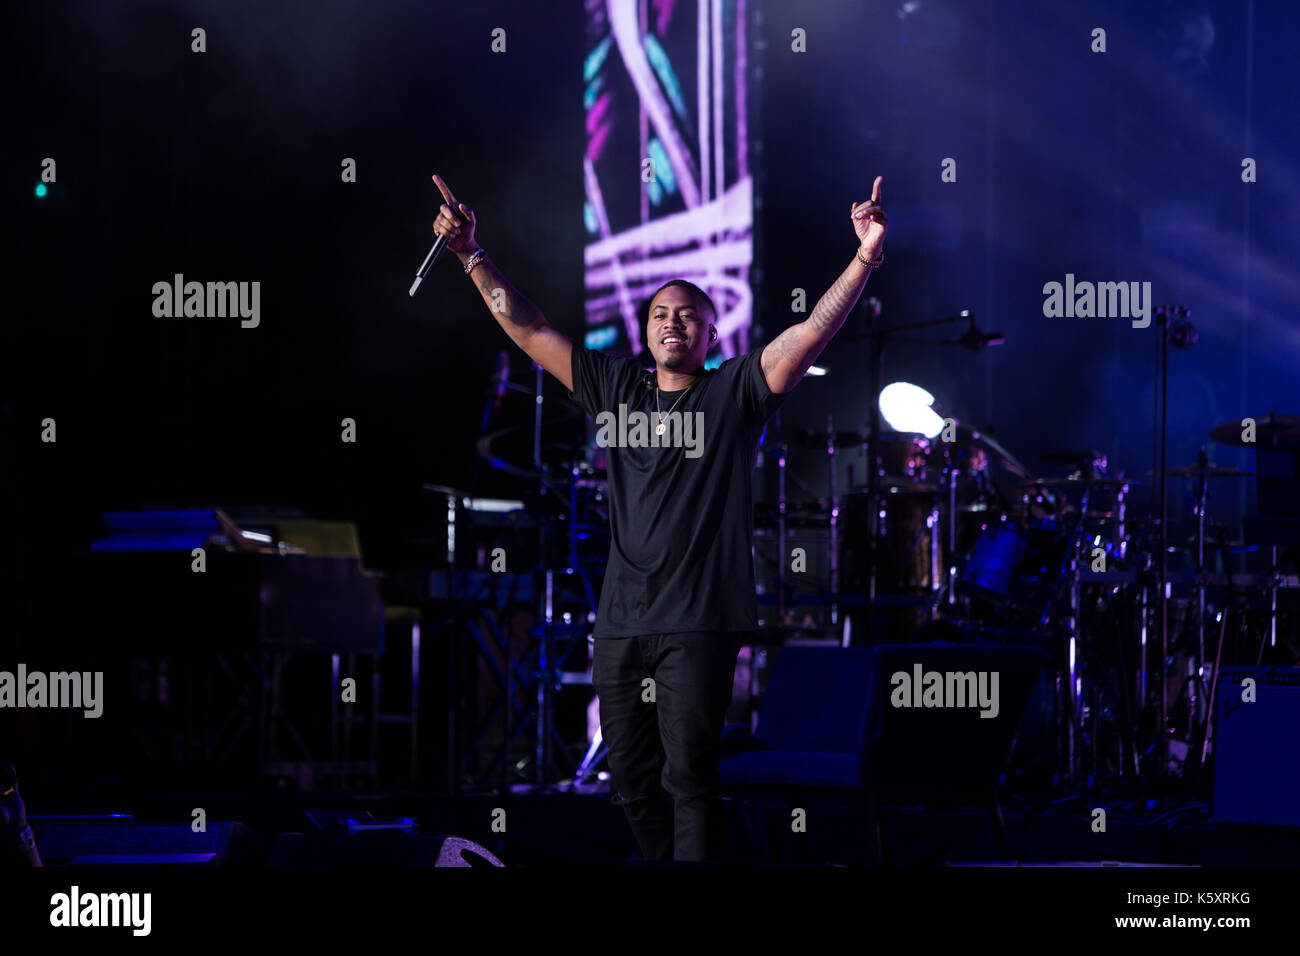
[27,784,1300,867]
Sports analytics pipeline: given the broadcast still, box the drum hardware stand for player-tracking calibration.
[535,568,555,784]
[1108,584,1141,781]
[944,465,959,606]
[928,498,942,605]
[1035,483,1099,784]
[562,462,601,613]
[1192,526,1239,773]
[1149,305,1192,774]
[1054,479,1151,785]
[1267,544,1280,653]
[1187,449,1212,744]
[924,441,943,603]
[776,430,788,623]
[1138,554,1152,741]
[1114,479,1128,561]
[827,414,841,626]
[519,364,601,786]
[531,362,553,785]
[1158,310,1170,776]
[528,369,624,789]
[1064,485,1092,783]
[572,724,606,786]
[843,309,986,645]
[1256,544,1284,665]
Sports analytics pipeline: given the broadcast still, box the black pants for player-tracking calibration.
[591,631,741,862]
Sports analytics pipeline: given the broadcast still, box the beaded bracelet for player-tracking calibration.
[856,247,883,268]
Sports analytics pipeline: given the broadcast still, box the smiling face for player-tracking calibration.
[647,284,713,373]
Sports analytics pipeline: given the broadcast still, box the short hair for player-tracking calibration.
[644,279,717,324]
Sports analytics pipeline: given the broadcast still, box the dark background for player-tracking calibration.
[5,0,1297,596]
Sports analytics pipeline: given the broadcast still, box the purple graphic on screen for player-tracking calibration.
[584,0,753,360]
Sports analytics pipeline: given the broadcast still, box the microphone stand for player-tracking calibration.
[1147,305,1190,777]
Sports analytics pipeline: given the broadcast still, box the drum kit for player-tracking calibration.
[751,409,1300,788]
[464,333,1299,792]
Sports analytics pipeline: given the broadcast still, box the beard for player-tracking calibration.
[659,350,688,370]
[656,342,702,370]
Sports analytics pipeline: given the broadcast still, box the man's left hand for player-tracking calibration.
[852,175,888,262]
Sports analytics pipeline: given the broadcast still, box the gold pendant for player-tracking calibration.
[656,421,666,436]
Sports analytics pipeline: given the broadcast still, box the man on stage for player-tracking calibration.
[430,172,888,861]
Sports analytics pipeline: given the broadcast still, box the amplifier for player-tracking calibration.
[1213,666,1300,827]
[1257,446,1300,518]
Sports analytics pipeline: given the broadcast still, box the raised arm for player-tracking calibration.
[432,174,574,391]
[760,175,889,394]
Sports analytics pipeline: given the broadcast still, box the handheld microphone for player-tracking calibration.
[408,231,451,297]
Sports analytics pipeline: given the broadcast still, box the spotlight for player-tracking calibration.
[879,381,944,438]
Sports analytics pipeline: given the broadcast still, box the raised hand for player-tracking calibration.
[851,175,888,263]
[431,174,479,256]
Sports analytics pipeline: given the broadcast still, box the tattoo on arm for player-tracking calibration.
[760,325,808,378]
[761,259,873,390]
[473,259,540,329]
[807,269,862,336]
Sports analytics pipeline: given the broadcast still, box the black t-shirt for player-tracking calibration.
[569,347,786,638]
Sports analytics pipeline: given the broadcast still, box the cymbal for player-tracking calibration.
[1174,536,1255,555]
[851,477,940,494]
[962,429,1032,479]
[886,480,939,494]
[475,406,583,481]
[792,428,870,448]
[1020,476,1139,488]
[1148,465,1256,479]
[874,430,929,444]
[754,503,831,525]
[1040,449,1105,467]
[1209,413,1300,447]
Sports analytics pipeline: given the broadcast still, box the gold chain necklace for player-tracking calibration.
[655,380,698,436]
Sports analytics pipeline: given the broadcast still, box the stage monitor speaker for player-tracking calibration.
[32,820,259,866]
[269,833,503,867]
[1213,667,1300,827]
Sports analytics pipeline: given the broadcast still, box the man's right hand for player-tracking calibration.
[431,174,479,257]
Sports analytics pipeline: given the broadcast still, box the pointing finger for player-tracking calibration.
[432,173,457,206]
[871,175,883,205]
